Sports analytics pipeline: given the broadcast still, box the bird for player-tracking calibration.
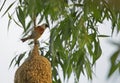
[21,23,49,42]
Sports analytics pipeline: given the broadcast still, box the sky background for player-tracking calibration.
[0,0,120,83]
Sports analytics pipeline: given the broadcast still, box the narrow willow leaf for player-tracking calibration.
[22,28,33,38]
[13,18,22,27]
[38,14,44,24]
[36,0,42,12]
[7,13,12,31]
[19,0,22,4]
[52,67,58,81]
[18,6,25,28]
[26,20,32,32]
[110,50,119,65]
[75,62,82,81]
[66,61,72,79]
[85,59,92,79]
[87,42,94,56]
[28,41,34,45]
[2,1,16,17]
[7,18,11,32]
[73,50,85,81]
[9,55,18,68]
[16,52,26,66]
[109,9,117,35]
[108,63,120,78]
[0,0,7,12]
[98,35,110,37]
[74,3,83,7]
[49,28,59,57]
[93,40,102,64]
[16,6,26,31]
[8,13,12,19]
[108,50,120,78]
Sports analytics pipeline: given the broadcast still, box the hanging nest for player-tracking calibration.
[14,43,52,83]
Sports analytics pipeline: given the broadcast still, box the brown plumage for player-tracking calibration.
[14,43,52,83]
[21,23,49,42]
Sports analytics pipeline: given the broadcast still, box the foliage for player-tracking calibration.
[108,41,120,78]
[1,0,120,83]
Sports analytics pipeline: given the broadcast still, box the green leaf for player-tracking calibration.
[52,67,59,82]
[36,0,43,12]
[26,20,32,31]
[98,35,110,37]
[0,0,7,12]
[7,13,12,31]
[108,50,120,78]
[86,63,92,79]
[110,50,119,65]
[72,49,85,81]
[19,0,22,4]
[7,18,11,32]
[8,13,12,19]
[37,14,44,24]
[9,55,18,68]
[15,52,26,66]
[67,63,72,79]
[108,63,120,78]
[93,40,102,64]
[16,6,26,31]
[2,1,16,17]
[85,60,92,79]
[13,18,22,27]
[87,42,94,56]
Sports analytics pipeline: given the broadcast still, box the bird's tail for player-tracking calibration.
[21,38,28,42]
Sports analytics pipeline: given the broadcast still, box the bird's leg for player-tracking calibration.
[34,40,40,46]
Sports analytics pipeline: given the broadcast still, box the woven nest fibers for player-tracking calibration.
[14,45,52,83]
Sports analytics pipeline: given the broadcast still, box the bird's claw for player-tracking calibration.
[34,40,40,45]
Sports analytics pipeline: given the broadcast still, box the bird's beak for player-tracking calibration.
[45,24,50,30]
[45,24,49,28]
